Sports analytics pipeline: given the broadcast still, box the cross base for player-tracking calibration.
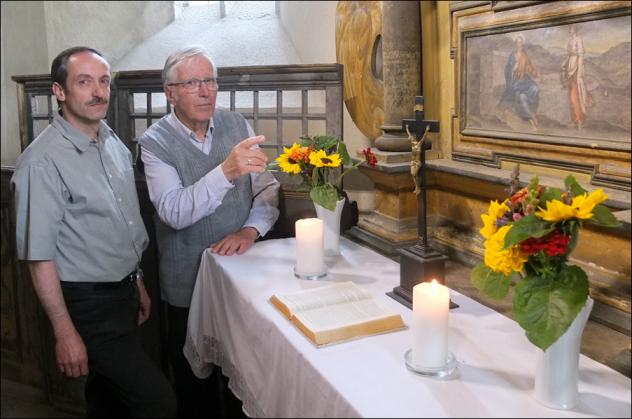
[387,244,458,309]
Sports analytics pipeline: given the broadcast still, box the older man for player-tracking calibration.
[139,46,280,416]
[11,46,176,418]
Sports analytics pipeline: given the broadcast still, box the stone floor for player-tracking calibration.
[0,369,244,418]
[1,379,78,418]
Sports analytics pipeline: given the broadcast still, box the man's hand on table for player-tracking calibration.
[210,227,258,256]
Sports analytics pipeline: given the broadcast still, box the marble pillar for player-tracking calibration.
[375,1,422,152]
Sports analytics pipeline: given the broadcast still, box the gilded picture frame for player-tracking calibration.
[490,1,545,12]
[452,1,631,189]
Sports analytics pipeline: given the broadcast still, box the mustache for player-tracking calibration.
[87,97,108,106]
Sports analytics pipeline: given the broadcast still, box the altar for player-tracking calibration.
[183,237,631,418]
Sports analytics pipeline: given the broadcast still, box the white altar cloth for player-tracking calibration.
[183,237,631,418]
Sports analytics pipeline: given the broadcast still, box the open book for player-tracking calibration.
[269,281,406,346]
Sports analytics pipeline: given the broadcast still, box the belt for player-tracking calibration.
[60,270,140,290]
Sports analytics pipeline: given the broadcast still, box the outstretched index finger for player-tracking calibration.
[238,135,266,149]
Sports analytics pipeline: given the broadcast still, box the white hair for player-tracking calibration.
[162,46,217,85]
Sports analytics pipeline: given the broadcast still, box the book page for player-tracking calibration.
[295,298,397,333]
[276,282,372,315]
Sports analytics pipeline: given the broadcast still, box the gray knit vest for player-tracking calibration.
[139,109,252,307]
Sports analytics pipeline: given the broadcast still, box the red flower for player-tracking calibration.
[362,147,378,168]
[510,188,528,205]
[520,230,572,257]
[544,231,572,256]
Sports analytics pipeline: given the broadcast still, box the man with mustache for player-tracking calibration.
[138,46,279,417]
[11,46,176,417]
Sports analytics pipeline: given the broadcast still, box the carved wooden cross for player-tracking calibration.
[401,96,439,251]
[388,96,457,309]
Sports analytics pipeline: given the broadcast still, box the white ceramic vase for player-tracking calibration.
[314,198,345,257]
[533,296,594,410]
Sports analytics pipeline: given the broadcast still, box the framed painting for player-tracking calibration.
[452,1,631,189]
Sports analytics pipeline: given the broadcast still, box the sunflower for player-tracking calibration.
[276,144,303,174]
[480,200,510,239]
[484,225,528,276]
[309,149,341,168]
[536,199,577,222]
[573,189,607,220]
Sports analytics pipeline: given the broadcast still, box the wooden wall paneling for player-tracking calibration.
[0,167,46,388]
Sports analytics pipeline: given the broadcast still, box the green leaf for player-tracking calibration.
[310,184,340,211]
[564,175,587,196]
[527,175,539,190]
[565,221,580,257]
[539,187,563,205]
[265,161,279,171]
[312,135,339,151]
[512,265,589,350]
[337,142,352,165]
[299,136,313,147]
[470,263,513,300]
[587,204,621,227]
[311,166,321,189]
[503,215,555,248]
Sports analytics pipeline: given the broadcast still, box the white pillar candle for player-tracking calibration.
[412,280,449,367]
[295,218,325,275]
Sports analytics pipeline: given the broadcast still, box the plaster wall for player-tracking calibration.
[42,1,173,67]
[1,1,173,166]
[1,1,49,165]
[115,2,299,71]
[278,1,371,158]
[278,1,337,64]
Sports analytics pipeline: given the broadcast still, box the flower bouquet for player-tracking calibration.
[267,135,377,211]
[470,170,620,350]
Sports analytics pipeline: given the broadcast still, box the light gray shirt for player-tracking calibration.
[11,113,148,282]
[140,111,280,236]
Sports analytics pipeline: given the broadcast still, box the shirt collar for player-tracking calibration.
[52,112,113,152]
[167,111,214,142]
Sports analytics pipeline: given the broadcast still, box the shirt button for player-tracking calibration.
[118,198,122,202]
[128,221,133,225]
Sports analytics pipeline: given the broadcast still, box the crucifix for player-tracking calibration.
[387,96,458,309]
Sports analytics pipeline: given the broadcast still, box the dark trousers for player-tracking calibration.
[62,280,176,418]
[167,304,246,418]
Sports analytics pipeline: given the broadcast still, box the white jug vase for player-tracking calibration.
[533,296,594,410]
[313,198,345,257]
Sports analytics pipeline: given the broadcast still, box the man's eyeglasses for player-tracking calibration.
[167,78,219,92]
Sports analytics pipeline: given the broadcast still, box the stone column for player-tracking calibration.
[375,1,422,152]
